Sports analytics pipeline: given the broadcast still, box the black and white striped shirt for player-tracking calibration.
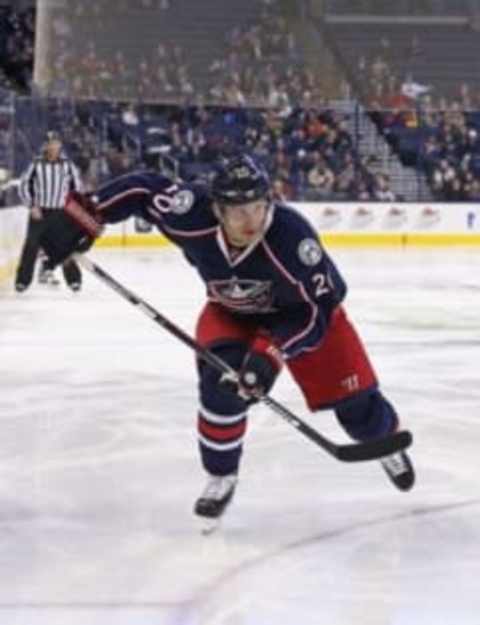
[19,156,83,209]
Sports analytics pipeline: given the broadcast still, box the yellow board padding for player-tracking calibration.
[94,232,480,248]
[322,232,480,247]
[0,259,17,285]
[405,233,480,246]
[321,233,406,247]
[95,233,171,247]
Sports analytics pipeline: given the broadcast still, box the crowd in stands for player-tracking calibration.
[323,0,478,15]
[107,103,398,202]
[49,12,191,102]
[1,0,395,202]
[4,0,480,202]
[204,11,306,108]
[0,4,35,92]
[352,30,480,201]
[13,99,393,203]
[47,0,325,111]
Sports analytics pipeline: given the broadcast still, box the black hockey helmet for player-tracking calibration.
[44,130,62,145]
[46,129,61,140]
[211,154,270,206]
[42,130,62,154]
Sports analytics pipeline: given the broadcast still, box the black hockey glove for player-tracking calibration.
[42,192,103,266]
[223,335,283,401]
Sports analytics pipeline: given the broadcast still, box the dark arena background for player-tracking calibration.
[1,2,480,624]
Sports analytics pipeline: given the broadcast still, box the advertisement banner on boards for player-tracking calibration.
[291,202,480,234]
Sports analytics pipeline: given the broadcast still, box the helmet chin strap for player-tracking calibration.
[212,201,225,222]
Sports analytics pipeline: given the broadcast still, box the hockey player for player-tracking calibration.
[41,155,415,527]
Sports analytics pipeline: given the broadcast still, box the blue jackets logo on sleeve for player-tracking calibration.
[173,190,195,214]
[298,238,323,266]
[152,186,194,215]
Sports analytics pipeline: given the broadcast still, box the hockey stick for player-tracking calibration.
[76,255,412,462]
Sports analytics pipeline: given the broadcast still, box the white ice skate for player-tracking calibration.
[39,269,60,287]
[381,451,415,491]
[194,473,238,534]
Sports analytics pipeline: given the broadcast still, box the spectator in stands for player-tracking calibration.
[430,158,457,200]
[306,153,335,200]
[465,178,480,200]
[334,152,357,198]
[271,177,290,201]
[373,173,396,201]
[445,175,465,201]
[352,177,373,201]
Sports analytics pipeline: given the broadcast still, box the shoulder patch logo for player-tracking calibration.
[173,189,194,214]
[298,238,322,266]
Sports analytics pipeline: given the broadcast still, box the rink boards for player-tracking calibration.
[0,205,27,286]
[96,201,480,248]
[2,201,480,285]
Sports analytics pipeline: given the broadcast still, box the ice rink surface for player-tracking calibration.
[1,246,480,625]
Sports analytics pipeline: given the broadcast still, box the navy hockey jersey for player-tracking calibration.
[93,171,347,359]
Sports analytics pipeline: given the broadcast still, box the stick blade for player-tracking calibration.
[335,430,413,463]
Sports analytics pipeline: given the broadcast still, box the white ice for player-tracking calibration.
[1,246,480,625]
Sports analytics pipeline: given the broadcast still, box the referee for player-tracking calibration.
[15,131,84,292]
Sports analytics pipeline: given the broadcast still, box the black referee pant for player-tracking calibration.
[15,209,81,289]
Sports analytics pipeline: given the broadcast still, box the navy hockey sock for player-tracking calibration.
[335,389,398,441]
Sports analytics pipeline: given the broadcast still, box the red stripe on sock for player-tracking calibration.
[198,417,246,442]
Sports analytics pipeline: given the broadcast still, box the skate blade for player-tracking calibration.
[197,516,221,535]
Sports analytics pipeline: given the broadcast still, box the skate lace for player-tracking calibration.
[381,453,407,476]
[202,476,235,501]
